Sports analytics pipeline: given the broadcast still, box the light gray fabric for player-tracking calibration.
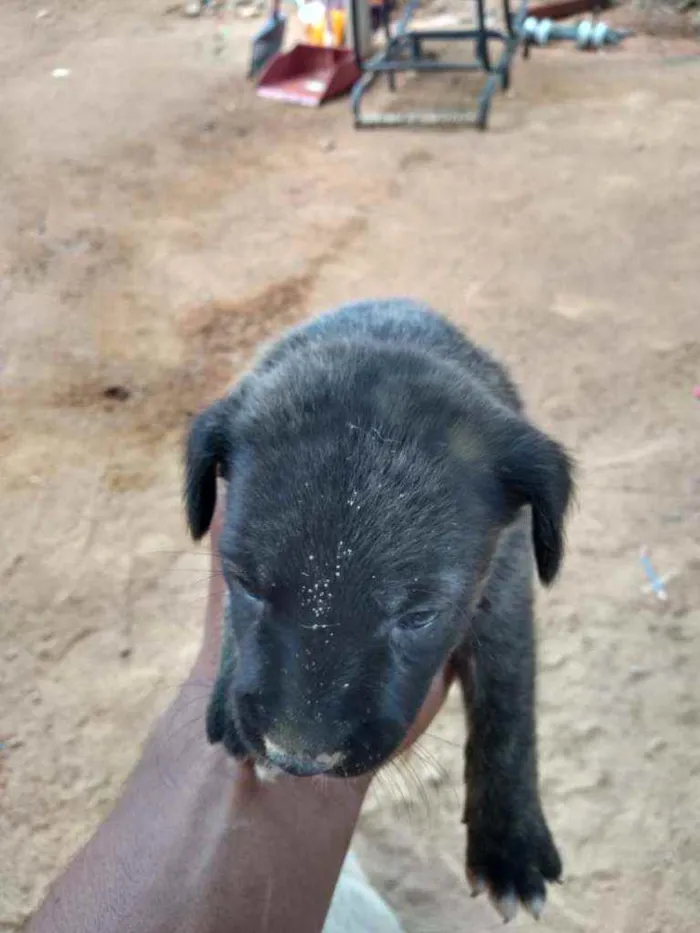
[323,851,405,933]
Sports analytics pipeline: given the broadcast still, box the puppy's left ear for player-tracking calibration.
[184,397,235,541]
[498,420,574,585]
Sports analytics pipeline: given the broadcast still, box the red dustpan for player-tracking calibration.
[256,44,361,106]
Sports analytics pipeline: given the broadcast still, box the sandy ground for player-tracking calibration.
[1,1,699,931]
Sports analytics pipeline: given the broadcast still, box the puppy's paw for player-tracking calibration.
[466,805,562,923]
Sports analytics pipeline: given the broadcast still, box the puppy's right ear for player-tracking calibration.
[184,398,233,541]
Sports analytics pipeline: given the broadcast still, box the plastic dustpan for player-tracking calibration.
[256,44,361,107]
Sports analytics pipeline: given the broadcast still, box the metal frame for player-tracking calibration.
[349,0,529,129]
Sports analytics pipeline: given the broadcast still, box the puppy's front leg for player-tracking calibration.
[453,571,562,921]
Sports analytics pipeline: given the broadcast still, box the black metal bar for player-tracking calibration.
[381,28,509,41]
[351,0,362,70]
[364,59,499,74]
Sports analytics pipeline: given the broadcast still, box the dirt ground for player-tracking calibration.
[1,1,699,931]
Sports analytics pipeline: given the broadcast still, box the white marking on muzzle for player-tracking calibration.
[254,761,282,784]
[263,736,345,771]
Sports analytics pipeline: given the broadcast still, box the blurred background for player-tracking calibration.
[0,1,698,930]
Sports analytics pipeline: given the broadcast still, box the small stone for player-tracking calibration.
[4,648,19,662]
[103,384,131,402]
[595,769,613,789]
[628,665,652,683]
[320,139,336,152]
[119,645,133,660]
[7,736,24,750]
[645,737,667,759]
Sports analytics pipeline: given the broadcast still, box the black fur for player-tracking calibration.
[184,299,573,915]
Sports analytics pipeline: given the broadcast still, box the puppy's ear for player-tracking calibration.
[184,398,234,541]
[497,419,574,585]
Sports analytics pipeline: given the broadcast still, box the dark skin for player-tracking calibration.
[27,491,453,933]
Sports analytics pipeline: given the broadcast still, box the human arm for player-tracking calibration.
[28,493,451,933]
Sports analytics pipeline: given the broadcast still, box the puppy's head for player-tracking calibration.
[185,346,573,777]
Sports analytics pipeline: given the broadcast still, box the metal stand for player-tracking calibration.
[349,0,528,130]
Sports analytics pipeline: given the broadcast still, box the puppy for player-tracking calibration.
[184,298,573,921]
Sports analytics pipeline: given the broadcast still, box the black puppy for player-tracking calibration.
[184,298,572,922]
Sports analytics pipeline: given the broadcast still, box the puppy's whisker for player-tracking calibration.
[405,742,459,809]
[380,759,415,818]
[150,677,216,700]
[421,731,461,750]
[143,549,214,557]
[371,762,401,810]
[390,755,431,819]
[176,677,217,690]
[167,695,213,717]
[409,740,453,780]
[154,718,208,791]
[159,569,217,576]
[161,712,207,747]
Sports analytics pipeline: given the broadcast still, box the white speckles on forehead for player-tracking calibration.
[297,537,356,625]
[299,548,338,622]
[346,488,362,510]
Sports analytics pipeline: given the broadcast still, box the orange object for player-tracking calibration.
[330,9,346,46]
[299,2,345,48]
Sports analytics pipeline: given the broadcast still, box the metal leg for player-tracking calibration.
[502,0,514,38]
[383,0,392,46]
[474,0,491,72]
[350,0,362,71]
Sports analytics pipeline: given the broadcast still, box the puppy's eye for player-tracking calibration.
[234,574,263,601]
[223,561,264,601]
[397,610,438,632]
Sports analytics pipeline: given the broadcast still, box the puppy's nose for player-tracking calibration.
[262,736,345,776]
